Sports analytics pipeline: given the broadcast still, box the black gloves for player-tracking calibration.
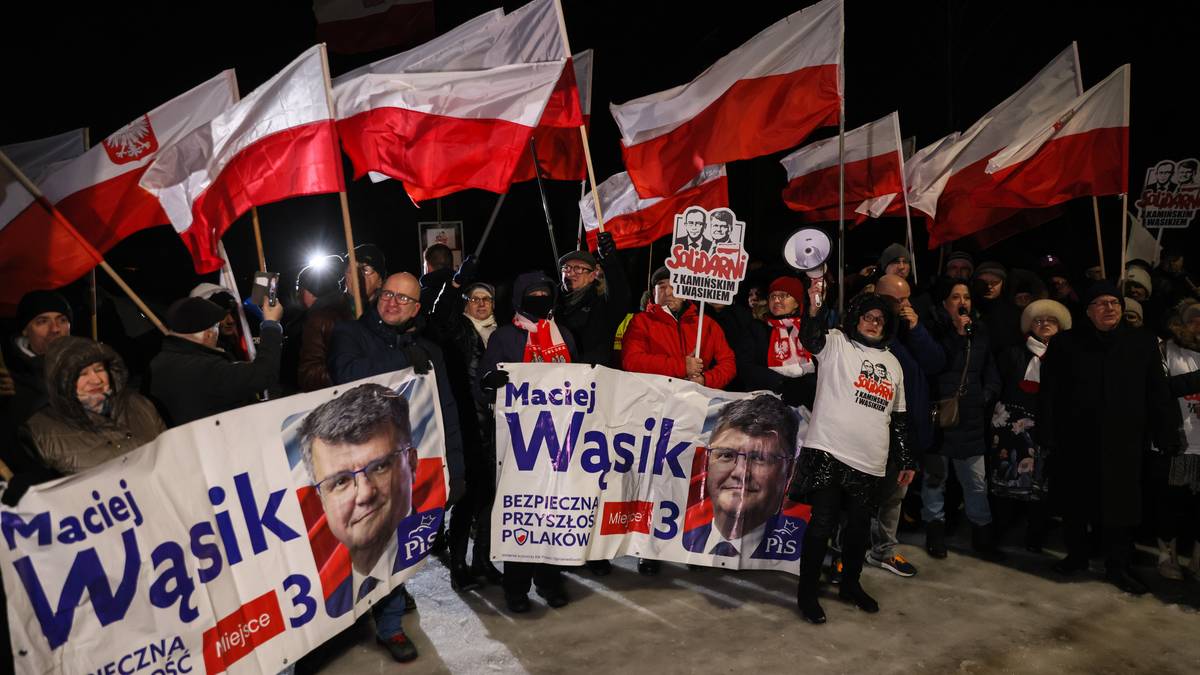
[596,231,617,261]
[779,374,817,408]
[402,342,433,375]
[481,369,510,392]
[2,465,60,507]
[454,254,478,287]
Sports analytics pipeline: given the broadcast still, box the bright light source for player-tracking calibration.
[307,253,328,269]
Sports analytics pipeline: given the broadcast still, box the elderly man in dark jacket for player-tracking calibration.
[555,231,628,367]
[1040,281,1183,595]
[149,295,283,427]
[326,271,464,663]
[2,291,74,475]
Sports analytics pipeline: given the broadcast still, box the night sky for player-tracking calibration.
[2,1,1196,324]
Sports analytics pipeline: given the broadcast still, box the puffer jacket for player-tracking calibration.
[26,336,165,474]
[621,302,736,389]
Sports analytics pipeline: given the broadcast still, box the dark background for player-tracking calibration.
[2,1,1196,323]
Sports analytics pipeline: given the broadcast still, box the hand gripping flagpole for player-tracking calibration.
[0,150,167,334]
[317,43,363,318]
[551,0,604,232]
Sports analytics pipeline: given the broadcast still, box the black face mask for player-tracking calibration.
[521,295,554,320]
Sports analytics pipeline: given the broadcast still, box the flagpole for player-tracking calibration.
[1119,194,1129,289]
[530,137,561,265]
[646,238,655,290]
[550,0,605,230]
[893,113,917,282]
[694,301,705,360]
[1092,198,1107,279]
[474,192,507,258]
[316,43,363,318]
[0,150,167,335]
[576,179,587,250]
[837,101,846,314]
[84,127,99,341]
[251,207,267,272]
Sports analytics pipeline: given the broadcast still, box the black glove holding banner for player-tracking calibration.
[596,231,617,261]
[481,369,510,392]
[454,254,478,287]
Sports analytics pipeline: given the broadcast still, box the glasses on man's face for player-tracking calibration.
[768,292,794,303]
[315,448,410,498]
[560,265,595,276]
[707,447,790,470]
[467,296,494,305]
[379,290,417,305]
[860,312,886,326]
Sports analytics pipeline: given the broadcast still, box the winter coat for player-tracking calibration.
[297,293,352,392]
[621,302,736,389]
[728,306,815,405]
[976,295,1023,355]
[426,283,490,470]
[929,308,1001,459]
[327,306,464,487]
[554,253,630,367]
[148,321,282,427]
[889,320,947,453]
[1039,321,1182,528]
[419,268,454,313]
[2,336,53,474]
[27,337,165,474]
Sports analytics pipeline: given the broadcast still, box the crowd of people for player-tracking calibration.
[2,232,1199,661]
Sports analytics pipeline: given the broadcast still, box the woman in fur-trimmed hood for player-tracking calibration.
[25,336,165,475]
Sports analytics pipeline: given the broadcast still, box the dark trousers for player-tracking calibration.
[799,484,873,596]
[447,442,496,565]
[502,563,564,597]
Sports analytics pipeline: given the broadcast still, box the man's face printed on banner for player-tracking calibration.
[1155,161,1176,186]
[684,210,706,239]
[704,428,790,540]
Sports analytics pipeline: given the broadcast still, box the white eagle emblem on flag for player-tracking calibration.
[102,115,159,165]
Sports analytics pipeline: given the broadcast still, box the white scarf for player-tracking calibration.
[465,312,497,347]
[1020,335,1047,393]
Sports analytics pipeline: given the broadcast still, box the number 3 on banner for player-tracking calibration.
[654,501,680,540]
[283,574,318,628]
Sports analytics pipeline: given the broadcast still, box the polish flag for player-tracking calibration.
[780,112,903,227]
[580,165,728,250]
[978,65,1130,207]
[2,129,88,185]
[512,49,593,183]
[336,62,565,203]
[141,46,344,274]
[28,74,237,256]
[904,45,1081,247]
[610,0,842,198]
[314,0,435,55]
[0,152,101,315]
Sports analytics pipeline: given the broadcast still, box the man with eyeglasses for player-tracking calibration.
[1039,281,1182,595]
[299,383,420,661]
[674,206,713,253]
[681,395,797,559]
[555,231,629,369]
[973,261,1023,355]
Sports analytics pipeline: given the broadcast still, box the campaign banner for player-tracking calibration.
[1,369,447,674]
[664,205,749,305]
[491,363,810,571]
[1134,157,1199,229]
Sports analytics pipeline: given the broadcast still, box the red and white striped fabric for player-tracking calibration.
[141,47,344,274]
[2,129,88,185]
[27,74,237,257]
[905,45,1081,247]
[610,0,842,198]
[513,49,593,182]
[580,165,728,250]
[0,152,101,315]
[314,0,435,55]
[979,65,1130,207]
[780,112,903,227]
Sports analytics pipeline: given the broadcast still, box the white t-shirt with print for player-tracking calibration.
[803,329,906,477]
[1164,341,1200,455]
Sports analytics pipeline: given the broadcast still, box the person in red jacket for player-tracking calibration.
[623,266,737,390]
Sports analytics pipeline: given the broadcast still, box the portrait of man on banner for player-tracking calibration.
[681,395,808,561]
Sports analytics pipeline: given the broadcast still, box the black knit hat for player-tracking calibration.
[352,243,387,278]
[650,266,671,291]
[17,290,73,330]
[165,297,227,334]
[1081,280,1124,309]
[559,249,598,269]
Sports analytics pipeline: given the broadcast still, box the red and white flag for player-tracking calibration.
[0,152,101,315]
[141,46,344,274]
[513,49,593,182]
[335,61,565,203]
[314,0,435,55]
[780,112,903,226]
[610,0,842,198]
[28,74,237,256]
[2,129,88,185]
[580,165,728,250]
[979,65,1130,207]
[904,45,1081,247]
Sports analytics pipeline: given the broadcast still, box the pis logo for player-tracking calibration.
[514,528,531,545]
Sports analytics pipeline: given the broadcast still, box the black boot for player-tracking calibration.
[637,558,661,576]
[471,543,504,584]
[837,581,879,613]
[971,524,1007,562]
[796,581,826,624]
[587,560,613,576]
[925,520,948,559]
[450,559,481,592]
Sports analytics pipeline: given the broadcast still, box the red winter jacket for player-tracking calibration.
[621,302,736,389]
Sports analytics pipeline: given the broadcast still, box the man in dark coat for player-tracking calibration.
[149,296,283,427]
[555,231,628,368]
[326,271,464,663]
[1040,281,1183,594]
[973,261,1023,355]
[419,243,455,311]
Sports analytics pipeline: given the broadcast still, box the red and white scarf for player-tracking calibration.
[513,315,572,363]
[766,317,814,377]
[1019,335,1047,393]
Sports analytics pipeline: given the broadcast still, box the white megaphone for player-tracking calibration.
[784,228,831,310]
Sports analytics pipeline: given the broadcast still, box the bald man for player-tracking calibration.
[863,275,946,578]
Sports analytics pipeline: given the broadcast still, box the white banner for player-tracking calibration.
[491,364,810,571]
[663,205,749,305]
[1,369,447,674]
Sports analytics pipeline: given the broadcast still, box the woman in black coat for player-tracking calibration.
[922,278,1003,560]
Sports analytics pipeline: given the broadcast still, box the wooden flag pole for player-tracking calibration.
[316,43,363,318]
[1092,196,1107,280]
[694,301,705,360]
[251,207,267,272]
[893,113,918,282]
[550,0,605,230]
[83,128,99,340]
[1119,194,1129,290]
[576,179,587,250]
[0,150,166,334]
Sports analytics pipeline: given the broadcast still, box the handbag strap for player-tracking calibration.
[954,338,972,396]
